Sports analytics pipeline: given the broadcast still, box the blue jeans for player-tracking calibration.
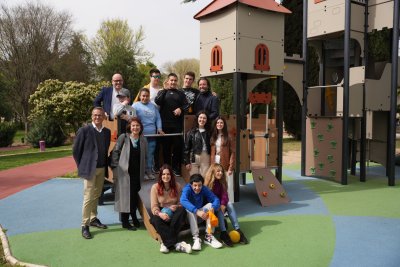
[215,202,240,231]
[146,137,156,171]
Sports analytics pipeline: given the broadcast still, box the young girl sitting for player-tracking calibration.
[204,163,248,247]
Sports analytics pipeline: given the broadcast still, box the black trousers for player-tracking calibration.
[150,206,187,248]
[161,127,182,169]
[120,190,138,223]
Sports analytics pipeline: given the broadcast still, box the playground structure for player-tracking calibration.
[99,0,400,243]
[301,0,400,186]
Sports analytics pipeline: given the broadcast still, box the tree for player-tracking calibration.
[90,19,153,65]
[50,32,95,84]
[29,80,110,142]
[138,61,157,87]
[0,74,14,121]
[0,1,74,133]
[97,45,144,98]
[162,58,200,88]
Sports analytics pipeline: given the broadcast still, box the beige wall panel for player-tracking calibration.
[366,110,373,139]
[305,116,343,182]
[283,58,304,104]
[307,88,322,116]
[237,4,284,43]
[365,63,391,111]
[369,141,387,168]
[200,38,237,78]
[351,31,365,58]
[369,0,393,6]
[349,66,365,86]
[247,77,269,94]
[308,0,345,14]
[368,1,394,32]
[336,86,343,117]
[237,37,284,76]
[199,4,237,46]
[308,3,364,38]
[349,83,364,117]
[369,111,388,167]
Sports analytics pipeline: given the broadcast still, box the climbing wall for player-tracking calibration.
[305,116,342,182]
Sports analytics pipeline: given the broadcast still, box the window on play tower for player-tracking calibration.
[210,45,223,72]
[254,43,270,71]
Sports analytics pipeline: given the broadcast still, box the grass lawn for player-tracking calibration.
[0,150,73,171]
[13,130,26,143]
[283,137,301,152]
[0,143,73,156]
[397,140,400,148]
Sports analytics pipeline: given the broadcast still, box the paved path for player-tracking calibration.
[0,156,77,200]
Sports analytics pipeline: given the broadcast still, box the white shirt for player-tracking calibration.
[92,121,104,133]
[199,128,207,151]
[216,134,222,152]
[150,85,161,111]
[109,87,120,119]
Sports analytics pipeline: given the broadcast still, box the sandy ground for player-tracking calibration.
[283,150,302,165]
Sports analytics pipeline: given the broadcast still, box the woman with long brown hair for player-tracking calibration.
[111,117,148,231]
[150,164,190,254]
[204,163,248,247]
[210,116,235,176]
[183,110,213,177]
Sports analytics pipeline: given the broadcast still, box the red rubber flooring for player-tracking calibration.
[0,156,77,200]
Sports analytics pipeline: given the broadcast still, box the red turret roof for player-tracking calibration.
[194,0,291,20]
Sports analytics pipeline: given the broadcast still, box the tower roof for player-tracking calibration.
[194,0,291,20]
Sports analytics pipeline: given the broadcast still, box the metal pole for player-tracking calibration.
[233,72,241,201]
[341,0,351,185]
[388,0,399,186]
[249,102,252,170]
[241,74,247,185]
[301,0,308,176]
[350,119,358,175]
[360,0,368,182]
[277,76,283,183]
[320,42,326,116]
[265,103,269,168]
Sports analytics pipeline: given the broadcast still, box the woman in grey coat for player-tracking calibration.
[111,117,148,231]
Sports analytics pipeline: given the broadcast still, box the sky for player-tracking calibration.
[1,0,282,70]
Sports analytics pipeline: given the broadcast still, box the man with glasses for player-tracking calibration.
[73,107,111,239]
[134,69,163,173]
[94,73,125,120]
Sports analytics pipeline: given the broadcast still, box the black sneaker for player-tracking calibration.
[237,229,248,244]
[173,167,181,177]
[220,231,233,247]
[152,165,160,173]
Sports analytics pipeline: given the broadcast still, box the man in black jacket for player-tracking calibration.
[155,73,189,176]
[73,107,111,239]
[193,78,220,120]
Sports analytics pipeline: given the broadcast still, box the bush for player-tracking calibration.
[0,122,17,147]
[27,119,67,148]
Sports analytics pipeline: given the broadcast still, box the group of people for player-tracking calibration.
[73,70,247,254]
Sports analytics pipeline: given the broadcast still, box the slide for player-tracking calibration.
[251,168,290,207]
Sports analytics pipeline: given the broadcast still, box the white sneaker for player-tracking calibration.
[160,243,169,253]
[192,236,202,251]
[204,234,222,248]
[147,171,155,180]
[175,242,192,254]
[143,173,150,181]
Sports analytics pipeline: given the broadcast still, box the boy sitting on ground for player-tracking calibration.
[180,174,222,250]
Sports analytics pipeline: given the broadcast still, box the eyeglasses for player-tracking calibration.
[152,75,161,79]
[92,114,104,118]
[112,80,123,83]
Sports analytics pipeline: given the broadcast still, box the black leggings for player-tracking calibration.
[150,206,187,248]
